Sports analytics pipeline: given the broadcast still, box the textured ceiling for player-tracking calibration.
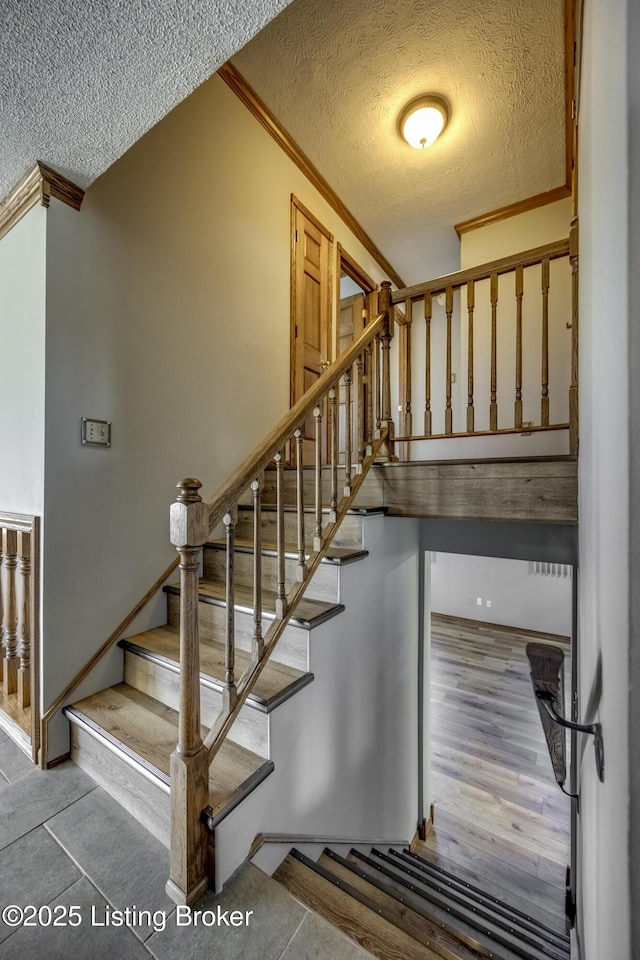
[0,0,292,198]
[233,0,566,283]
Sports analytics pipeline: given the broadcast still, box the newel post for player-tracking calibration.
[166,478,211,906]
[569,216,579,455]
[377,280,397,461]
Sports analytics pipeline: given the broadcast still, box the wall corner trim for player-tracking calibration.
[0,161,84,242]
[218,60,405,290]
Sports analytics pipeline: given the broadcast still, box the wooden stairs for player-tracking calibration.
[274,844,571,960]
[63,479,386,869]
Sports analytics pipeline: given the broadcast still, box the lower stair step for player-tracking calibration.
[65,683,273,844]
[274,849,445,960]
[317,850,483,960]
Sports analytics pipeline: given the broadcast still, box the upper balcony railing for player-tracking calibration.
[385,220,579,458]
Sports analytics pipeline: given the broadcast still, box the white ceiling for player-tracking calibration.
[233,0,566,284]
[0,0,292,199]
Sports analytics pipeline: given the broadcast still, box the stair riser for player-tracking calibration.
[235,510,364,550]
[203,547,339,603]
[69,722,170,847]
[123,651,268,757]
[261,468,385,508]
[166,592,309,672]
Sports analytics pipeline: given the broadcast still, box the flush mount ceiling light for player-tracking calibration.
[399,96,449,149]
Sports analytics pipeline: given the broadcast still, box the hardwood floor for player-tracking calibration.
[422,613,572,927]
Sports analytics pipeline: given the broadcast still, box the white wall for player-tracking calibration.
[401,199,573,461]
[0,205,47,515]
[215,515,421,887]
[41,73,390,754]
[431,553,572,637]
[577,1,631,957]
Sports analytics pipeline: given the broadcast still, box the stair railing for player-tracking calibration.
[167,309,393,905]
[389,224,579,456]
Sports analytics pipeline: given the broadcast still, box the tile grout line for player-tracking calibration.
[273,910,309,960]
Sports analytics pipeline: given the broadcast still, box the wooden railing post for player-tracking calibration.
[377,280,396,460]
[167,478,211,907]
[2,529,18,695]
[17,531,31,708]
[569,217,579,454]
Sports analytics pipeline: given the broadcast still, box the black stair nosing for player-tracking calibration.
[394,849,569,947]
[202,759,274,831]
[350,849,567,960]
[237,504,387,517]
[118,638,314,715]
[342,849,520,960]
[162,582,345,629]
[204,539,369,566]
[368,849,568,960]
[64,705,171,789]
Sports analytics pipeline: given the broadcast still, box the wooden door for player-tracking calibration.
[338,293,365,464]
[291,199,333,460]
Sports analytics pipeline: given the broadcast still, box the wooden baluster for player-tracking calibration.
[375,334,382,436]
[377,280,396,460]
[403,297,413,443]
[168,478,210,906]
[0,531,4,658]
[569,217,579,454]
[17,531,31,708]
[314,406,323,550]
[445,286,453,435]
[274,452,287,618]
[541,258,550,426]
[223,506,238,710]
[365,340,374,454]
[251,476,264,665]
[514,266,524,429]
[343,366,353,494]
[466,281,475,433]
[490,273,499,431]
[294,428,307,580]
[424,292,432,436]
[2,529,18,694]
[356,352,365,472]
[329,389,338,521]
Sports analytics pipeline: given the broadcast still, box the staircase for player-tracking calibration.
[274,844,571,960]
[64,496,383,875]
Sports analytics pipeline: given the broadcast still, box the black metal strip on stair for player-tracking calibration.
[350,849,567,960]
[202,760,274,830]
[118,639,314,714]
[393,849,569,948]
[63,706,170,789]
[369,848,567,960]
[288,849,471,960]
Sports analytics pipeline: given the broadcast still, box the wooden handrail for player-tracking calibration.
[390,238,570,304]
[205,313,386,530]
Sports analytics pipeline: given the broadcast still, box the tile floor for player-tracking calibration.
[0,729,369,959]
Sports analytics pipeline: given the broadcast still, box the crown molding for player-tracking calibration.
[0,162,84,242]
[453,184,572,238]
[218,61,405,289]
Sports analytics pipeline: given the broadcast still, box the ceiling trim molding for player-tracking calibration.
[0,162,84,243]
[453,185,572,238]
[218,61,405,289]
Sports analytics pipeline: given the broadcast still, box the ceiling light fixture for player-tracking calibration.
[399,96,449,149]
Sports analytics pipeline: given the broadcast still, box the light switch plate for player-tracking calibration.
[81,417,111,447]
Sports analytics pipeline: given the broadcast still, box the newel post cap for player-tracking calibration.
[170,478,210,547]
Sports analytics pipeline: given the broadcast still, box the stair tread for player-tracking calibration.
[274,852,443,960]
[165,577,344,627]
[67,683,271,816]
[237,504,386,516]
[318,851,483,960]
[121,625,311,708]
[207,537,368,564]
